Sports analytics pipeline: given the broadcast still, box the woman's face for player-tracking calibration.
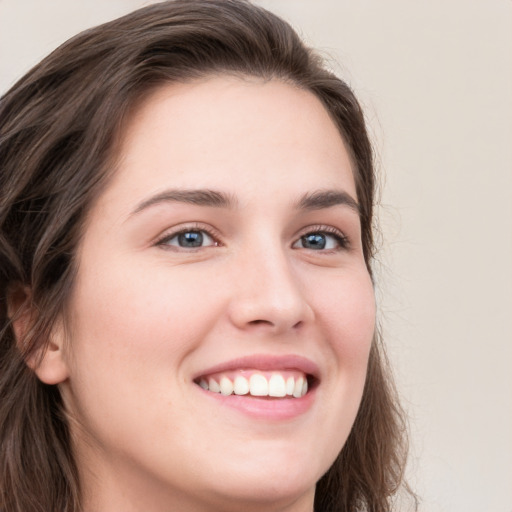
[54,76,375,511]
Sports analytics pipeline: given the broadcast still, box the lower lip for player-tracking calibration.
[196,385,316,420]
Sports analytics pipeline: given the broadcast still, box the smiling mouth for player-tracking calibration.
[194,370,315,398]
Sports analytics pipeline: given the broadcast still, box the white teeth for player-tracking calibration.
[249,374,269,396]
[208,378,220,393]
[286,377,295,396]
[293,376,304,398]
[220,376,234,396]
[233,375,249,395]
[268,374,286,397]
[199,372,309,398]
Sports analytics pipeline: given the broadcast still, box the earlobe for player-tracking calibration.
[8,285,70,385]
[28,335,70,385]
[25,318,70,385]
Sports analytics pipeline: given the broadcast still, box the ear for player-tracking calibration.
[8,285,70,385]
[28,322,70,385]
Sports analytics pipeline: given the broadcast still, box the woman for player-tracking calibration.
[0,1,411,511]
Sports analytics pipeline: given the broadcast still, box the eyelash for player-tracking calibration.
[294,225,350,252]
[155,224,349,252]
[155,223,221,250]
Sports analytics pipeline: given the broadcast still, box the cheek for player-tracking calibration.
[312,268,376,362]
[61,262,223,440]
[69,259,219,354]
[305,268,375,465]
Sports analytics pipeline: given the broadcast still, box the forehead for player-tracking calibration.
[101,76,356,211]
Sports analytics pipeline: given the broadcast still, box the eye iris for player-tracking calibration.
[178,231,203,247]
[302,233,326,250]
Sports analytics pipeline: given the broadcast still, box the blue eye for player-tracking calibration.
[293,231,347,250]
[159,230,216,248]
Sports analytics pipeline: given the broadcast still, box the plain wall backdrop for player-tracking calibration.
[1,1,511,511]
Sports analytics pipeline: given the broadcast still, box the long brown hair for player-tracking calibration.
[0,1,413,510]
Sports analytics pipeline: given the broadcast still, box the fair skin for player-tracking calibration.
[35,76,375,512]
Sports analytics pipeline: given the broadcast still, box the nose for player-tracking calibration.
[227,244,314,335]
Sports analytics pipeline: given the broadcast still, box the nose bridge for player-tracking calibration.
[228,230,313,333]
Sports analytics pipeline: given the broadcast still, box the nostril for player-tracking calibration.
[246,319,305,331]
[248,319,273,326]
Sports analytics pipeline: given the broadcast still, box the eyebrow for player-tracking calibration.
[131,188,236,215]
[130,187,359,216]
[296,189,360,214]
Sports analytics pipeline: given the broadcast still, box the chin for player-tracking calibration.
[205,476,317,512]
[195,449,326,512]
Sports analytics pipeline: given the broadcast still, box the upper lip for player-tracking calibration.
[193,354,320,380]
